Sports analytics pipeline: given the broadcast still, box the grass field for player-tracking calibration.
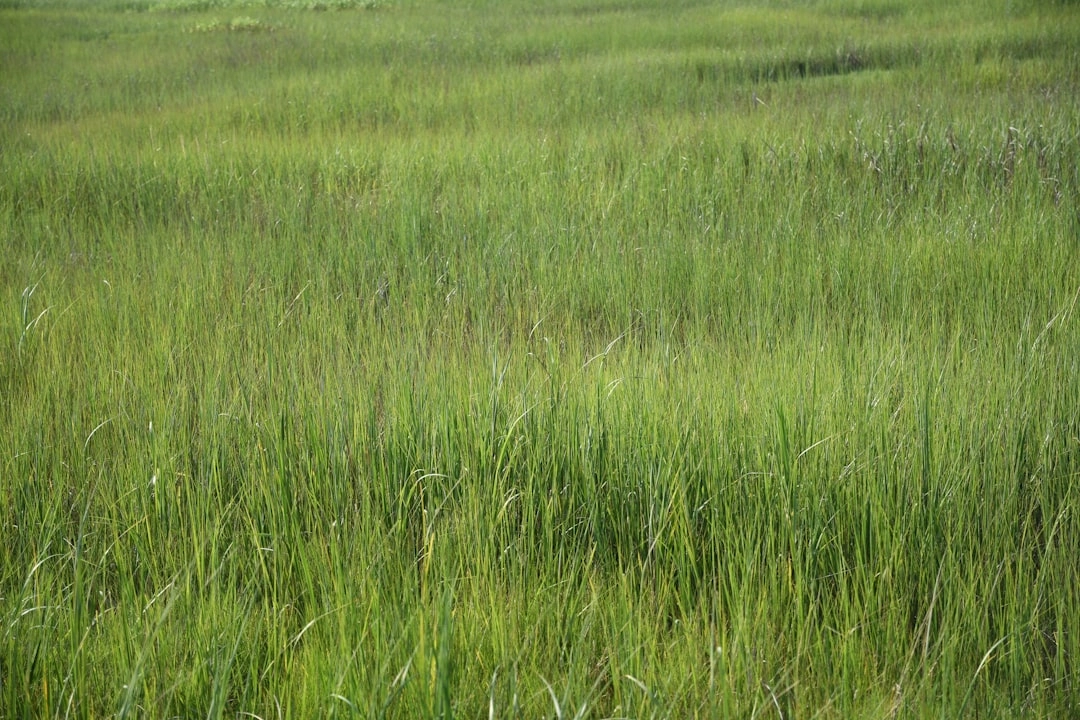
[2,0,1079,716]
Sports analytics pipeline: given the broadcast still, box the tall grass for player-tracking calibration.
[2,0,1079,716]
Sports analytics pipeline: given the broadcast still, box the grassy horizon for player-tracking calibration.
[2,0,1079,717]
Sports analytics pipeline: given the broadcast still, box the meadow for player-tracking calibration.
[1,0,1079,716]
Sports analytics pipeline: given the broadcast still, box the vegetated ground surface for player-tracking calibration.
[2,0,1079,716]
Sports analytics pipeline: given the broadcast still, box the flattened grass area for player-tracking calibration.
[2,0,1079,716]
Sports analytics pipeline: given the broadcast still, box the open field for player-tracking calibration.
[2,0,1079,716]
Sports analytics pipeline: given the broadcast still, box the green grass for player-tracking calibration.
[2,0,1079,717]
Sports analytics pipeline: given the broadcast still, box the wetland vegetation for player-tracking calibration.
[2,0,1079,716]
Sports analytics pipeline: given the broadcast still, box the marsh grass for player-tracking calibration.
[2,0,1079,716]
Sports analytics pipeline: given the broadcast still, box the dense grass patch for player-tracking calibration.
[2,0,1079,717]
